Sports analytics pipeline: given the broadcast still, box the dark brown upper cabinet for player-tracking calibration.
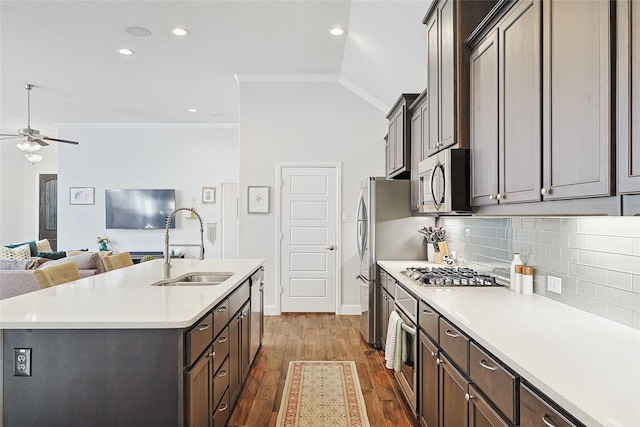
[386,93,419,179]
[423,0,498,158]
[541,0,613,200]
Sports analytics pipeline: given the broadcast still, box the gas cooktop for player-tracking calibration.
[400,266,502,287]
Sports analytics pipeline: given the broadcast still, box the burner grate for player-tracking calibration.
[400,266,500,287]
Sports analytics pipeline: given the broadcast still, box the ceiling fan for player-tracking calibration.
[0,84,79,163]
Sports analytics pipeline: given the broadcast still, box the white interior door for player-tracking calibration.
[280,165,338,313]
[221,183,239,258]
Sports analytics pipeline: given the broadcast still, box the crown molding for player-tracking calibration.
[234,74,340,83]
[338,76,389,113]
[55,123,239,129]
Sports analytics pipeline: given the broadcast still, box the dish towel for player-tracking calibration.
[393,318,405,372]
[384,310,401,369]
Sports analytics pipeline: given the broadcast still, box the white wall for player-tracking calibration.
[56,126,238,258]
[237,80,389,315]
[0,141,58,245]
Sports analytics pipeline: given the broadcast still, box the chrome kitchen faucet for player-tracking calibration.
[163,207,205,279]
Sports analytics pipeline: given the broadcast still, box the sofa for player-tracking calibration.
[0,252,107,300]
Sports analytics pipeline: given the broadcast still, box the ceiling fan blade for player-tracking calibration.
[0,133,20,137]
[42,136,79,145]
[33,138,50,147]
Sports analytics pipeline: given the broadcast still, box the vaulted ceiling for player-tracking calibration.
[0,1,427,137]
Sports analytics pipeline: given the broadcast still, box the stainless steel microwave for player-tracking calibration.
[418,148,470,214]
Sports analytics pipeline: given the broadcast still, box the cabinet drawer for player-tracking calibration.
[520,383,580,427]
[213,326,229,374]
[439,318,469,374]
[186,313,213,366]
[469,342,517,424]
[418,301,439,343]
[213,388,231,427]
[213,299,229,339]
[384,273,396,295]
[213,357,229,411]
[229,280,250,316]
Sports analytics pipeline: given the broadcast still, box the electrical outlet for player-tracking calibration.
[547,276,562,294]
[14,348,31,376]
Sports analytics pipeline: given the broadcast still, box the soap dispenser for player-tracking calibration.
[510,250,523,291]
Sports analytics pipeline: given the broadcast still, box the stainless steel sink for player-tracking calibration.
[153,272,235,286]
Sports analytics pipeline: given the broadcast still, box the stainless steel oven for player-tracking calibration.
[418,148,470,214]
[394,284,418,414]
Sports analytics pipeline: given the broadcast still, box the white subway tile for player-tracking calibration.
[597,252,621,270]
[597,285,620,305]
[608,236,634,255]
[607,305,633,327]
[607,270,633,291]
[619,290,640,311]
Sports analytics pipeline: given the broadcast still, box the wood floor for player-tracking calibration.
[227,313,420,427]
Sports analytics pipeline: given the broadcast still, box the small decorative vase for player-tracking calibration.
[99,242,108,252]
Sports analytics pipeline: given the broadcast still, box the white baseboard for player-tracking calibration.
[264,305,280,316]
[339,304,362,316]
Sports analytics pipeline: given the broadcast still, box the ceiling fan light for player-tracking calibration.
[25,153,43,164]
[16,140,42,152]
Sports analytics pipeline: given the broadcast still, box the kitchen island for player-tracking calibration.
[379,260,640,427]
[0,258,264,426]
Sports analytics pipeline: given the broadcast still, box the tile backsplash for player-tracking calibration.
[439,217,640,330]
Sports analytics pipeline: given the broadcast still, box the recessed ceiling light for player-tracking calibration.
[118,48,134,55]
[172,28,189,36]
[188,108,198,113]
[125,26,151,37]
[330,28,346,36]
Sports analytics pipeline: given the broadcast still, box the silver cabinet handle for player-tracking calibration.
[465,392,473,401]
[479,359,498,371]
[496,193,505,200]
[436,357,442,365]
[207,351,215,358]
[489,194,496,200]
[445,330,460,338]
[197,324,210,331]
[422,309,435,316]
[218,402,228,412]
[326,245,335,251]
[218,370,228,378]
[217,306,227,313]
[217,336,228,343]
[430,351,437,358]
[542,414,558,427]
[541,187,552,195]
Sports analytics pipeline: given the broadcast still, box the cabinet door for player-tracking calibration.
[618,0,640,193]
[439,0,455,150]
[240,302,251,382]
[419,332,439,427]
[388,121,396,176]
[385,136,392,179]
[542,0,612,200]
[426,12,440,156]
[380,288,390,348]
[439,354,469,427]
[186,348,213,427]
[228,314,240,404]
[500,0,542,204]
[411,104,423,209]
[470,30,500,207]
[394,108,405,172]
[468,385,510,427]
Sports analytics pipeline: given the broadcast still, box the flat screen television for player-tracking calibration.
[105,189,176,229]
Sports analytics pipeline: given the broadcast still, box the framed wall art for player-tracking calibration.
[202,186,216,204]
[248,186,269,213]
[69,187,95,205]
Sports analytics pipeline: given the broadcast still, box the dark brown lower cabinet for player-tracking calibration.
[186,347,214,427]
[229,300,251,404]
[468,385,510,427]
[419,331,439,427]
[520,383,580,427]
[439,354,469,427]
[213,389,231,426]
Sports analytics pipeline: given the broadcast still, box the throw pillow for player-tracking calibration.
[5,241,38,257]
[0,258,31,270]
[66,250,111,273]
[39,252,100,271]
[66,249,90,257]
[0,244,31,260]
[36,238,53,253]
[38,251,68,260]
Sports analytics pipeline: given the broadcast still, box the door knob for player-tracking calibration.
[326,245,335,251]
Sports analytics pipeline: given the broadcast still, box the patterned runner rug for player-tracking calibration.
[276,360,371,427]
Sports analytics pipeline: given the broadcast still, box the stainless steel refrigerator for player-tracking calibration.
[356,177,430,348]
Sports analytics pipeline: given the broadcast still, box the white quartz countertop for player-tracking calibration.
[0,258,264,329]
[378,260,640,427]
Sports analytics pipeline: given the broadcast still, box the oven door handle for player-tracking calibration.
[400,322,416,336]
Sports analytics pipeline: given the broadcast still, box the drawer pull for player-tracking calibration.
[218,403,228,412]
[444,330,460,338]
[479,359,498,371]
[197,324,210,331]
[217,336,228,343]
[217,306,227,313]
[465,392,474,401]
[422,309,435,316]
[218,370,228,378]
[207,351,215,358]
[430,351,437,358]
[436,357,442,365]
[542,414,558,427]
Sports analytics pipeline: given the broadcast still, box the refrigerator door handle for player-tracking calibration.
[356,275,369,288]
